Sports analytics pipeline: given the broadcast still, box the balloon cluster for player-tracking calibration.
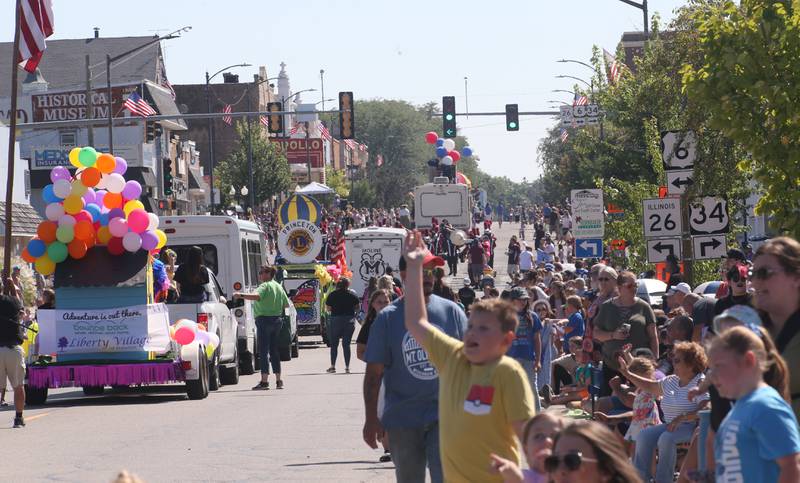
[23,146,168,276]
[424,131,474,167]
[169,319,220,357]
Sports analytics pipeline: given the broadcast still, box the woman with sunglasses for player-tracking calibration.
[751,236,800,421]
[580,266,619,366]
[547,420,641,483]
[714,264,753,315]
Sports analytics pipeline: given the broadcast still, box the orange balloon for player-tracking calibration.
[85,232,97,248]
[74,220,95,241]
[96,153,116,174]
[96,226,112,245]
[21,248,35,263]
[103,192,122,209]
[81,167,102,187]
[37,221,58,243]
[68,239,88,259]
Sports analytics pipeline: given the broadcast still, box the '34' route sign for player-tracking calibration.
[689,197,730,235]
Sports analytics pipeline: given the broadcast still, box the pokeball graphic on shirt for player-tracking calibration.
[464,384,495,416]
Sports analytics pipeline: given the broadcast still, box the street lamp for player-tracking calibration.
[557,58,596,72]
[206,62,252,214]
[618,0,648,34]
[547,99,571,106]
[282,88,317,137]
[555,75,592,89]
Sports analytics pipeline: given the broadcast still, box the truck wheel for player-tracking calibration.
[291,334,299,358]
[220,345,240,385]
[208,346,221,391]
[186,347,209,400]
[25,385,48,406]
[82,386,104,396]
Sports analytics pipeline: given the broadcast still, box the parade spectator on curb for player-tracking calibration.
[680,292,715,342]
[716,248,748,299]
[363,251,467,483]
[548,421,641,483]
[234,266,289,390]
[593,271,659,396]
[325,277,360,374]
[751,236,800,421]
[0,290,26,428]
[656,315,693,376]
[377,275,400,300]
[714,263,752,315]
[401,230,535,482]
[622,341,709,483]
[665,282,691,311]
[548,281,567,319]
[489,413,566,483]
[361,277,379,317]
[508,287,543,412]
[580,265,619,364]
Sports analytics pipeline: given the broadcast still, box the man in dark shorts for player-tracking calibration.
[0,293,26,428]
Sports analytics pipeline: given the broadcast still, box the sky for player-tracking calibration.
[2,0,688,182]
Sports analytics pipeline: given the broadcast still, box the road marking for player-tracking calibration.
[25,412,51,422]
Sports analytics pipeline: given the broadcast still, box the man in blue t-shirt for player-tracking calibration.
[363,252,467,483]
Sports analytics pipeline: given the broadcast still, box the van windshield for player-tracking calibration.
[164,244,219,275]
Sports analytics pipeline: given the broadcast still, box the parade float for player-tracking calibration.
[24,147,215,404]
[415,132,473,229]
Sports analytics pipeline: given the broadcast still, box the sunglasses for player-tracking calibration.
[748,267,781,281]
[423,269,435,276]
[544,452,598,472]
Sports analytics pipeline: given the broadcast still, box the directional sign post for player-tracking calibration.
[661,130,697,170]
[692,235,727,260]
[666,170,695,196]
[560,105,600,127]
[642,198,683,238]
[647,238,682,263]
[575,238,603,259]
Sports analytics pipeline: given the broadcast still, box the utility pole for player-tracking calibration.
[246,94,255,210]
[305,121,311,183]
[4,0,22,281]
[85,55,94,145]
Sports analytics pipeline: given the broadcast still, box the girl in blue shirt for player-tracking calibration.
[507,287,542,411]
[709,326,800,483]
[556,295,585,353]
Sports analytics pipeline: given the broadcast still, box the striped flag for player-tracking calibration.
[331,226,346,266]
[16,0,54,73]
[259,115,268,126]
[222,104,232,125]
[318,122,331,140]
[359,143,367,152]
[161,78,176,100]
[123,91,156,117]
[376,154,384,167]
[289,123,303,135]
[573,92,589,106]
[560,128,569,143]
[604,49,621,84]
[344,139,358,151]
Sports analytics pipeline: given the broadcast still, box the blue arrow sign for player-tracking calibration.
[575,238,603,259]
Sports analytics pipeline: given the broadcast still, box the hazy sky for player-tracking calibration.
[2,0,687,181]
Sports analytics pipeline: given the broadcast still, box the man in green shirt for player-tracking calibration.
[234,266,290,390]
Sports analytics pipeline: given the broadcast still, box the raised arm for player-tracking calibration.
[618,356,663,397]
[403,230,436,344]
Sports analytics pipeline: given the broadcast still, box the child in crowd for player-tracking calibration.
[507,287,543,411]
[708,326,800,482]
[553,295,585,353]
[402,231,536,482]
[490,413,567,483]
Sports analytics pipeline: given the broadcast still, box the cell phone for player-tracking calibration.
[620,323,631,334]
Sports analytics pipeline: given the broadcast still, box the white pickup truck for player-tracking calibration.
[167,267,239,390]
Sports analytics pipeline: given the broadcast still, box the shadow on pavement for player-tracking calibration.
[285,460,386,467]
[29,385,189,408]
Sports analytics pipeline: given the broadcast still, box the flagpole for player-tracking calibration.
[4,0,23,282]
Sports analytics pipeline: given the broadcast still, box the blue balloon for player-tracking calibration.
[99,213,110,226]
[435,138,445,147]
[28,238,46,258]
[435,146,448,158]
[85,203,102,222]
[43,184,61,203]
[461,147,473,157]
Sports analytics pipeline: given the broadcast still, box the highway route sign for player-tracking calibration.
[689,196,730,235]
[560,105,600,127]
[692,235,727,260]
[575,238,603,259]
[642,198,682,238]
[666,170,695,196]
[661,130,697,170]
[647,238,682,263]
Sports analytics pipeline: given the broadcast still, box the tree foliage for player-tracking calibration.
[216,121,290,207]
[324,166,350,198]
[681,0,800,237]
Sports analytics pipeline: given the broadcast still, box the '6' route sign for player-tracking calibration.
[642,198,683,238]
[689,196,730,235]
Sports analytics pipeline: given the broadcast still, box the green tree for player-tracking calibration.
[681,0,800,237]
[216,121,291,208]
[324,166,350,198]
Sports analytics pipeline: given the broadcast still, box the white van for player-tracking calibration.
[414,181,471,229]
[346,227,406,297]
[160,215,266,374]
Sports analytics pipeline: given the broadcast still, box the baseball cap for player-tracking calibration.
[713,305,763,334]
[509,287,530,300]
[398,252,445,271]
[666,282,691,296]
[544,263,555,272]
[723,248,746,262]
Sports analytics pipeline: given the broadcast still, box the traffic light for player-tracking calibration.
[145,122,162,142]
[266,102,283,134]
[505,104,519,131]
[339,91,354,139]
[442,96,456,138]
[163,158,173,196]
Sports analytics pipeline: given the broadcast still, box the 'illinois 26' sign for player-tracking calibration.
[278,220,323,264]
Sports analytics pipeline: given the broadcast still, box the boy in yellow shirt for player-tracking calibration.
[403,230,536,482]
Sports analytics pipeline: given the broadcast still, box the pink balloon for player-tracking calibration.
[108,217,128,238]
[174,327,195,345]
[73,210,92,223]
[425,131,438,144]
[127,209,150,234]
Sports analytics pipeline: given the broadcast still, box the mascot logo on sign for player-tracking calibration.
[287,229,314,257]
[359,252,386,282]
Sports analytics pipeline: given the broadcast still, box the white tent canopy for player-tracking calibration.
[295,182,335,195]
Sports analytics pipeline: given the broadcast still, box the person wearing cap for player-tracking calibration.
[506,287,543,411]
[363,247,467,483]
[715,248,748,299]
[714,264,753,316]
[665,282,692,311]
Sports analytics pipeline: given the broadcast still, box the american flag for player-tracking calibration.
[359,143,367,152]
[259,115,268,126]
[560,128,569,143]
[604,49,621,84]
[16,0,54,73]
[123,91,156,117]
[573,92,589,106]
[222,104,232,125]
[376,154,384,167]
[161,78,176,100]
[344,139,358,151]
[289,123,303,135]
[318,122,331,140]
[331,227,346,266]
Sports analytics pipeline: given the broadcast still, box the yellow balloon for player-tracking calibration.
[69,147,82,169]
[97,226,112,244]
[124,200,145,217]
[63,195,84,215]
[155,229,167,249]
[35,255,55,275]
[70,180,88,196]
